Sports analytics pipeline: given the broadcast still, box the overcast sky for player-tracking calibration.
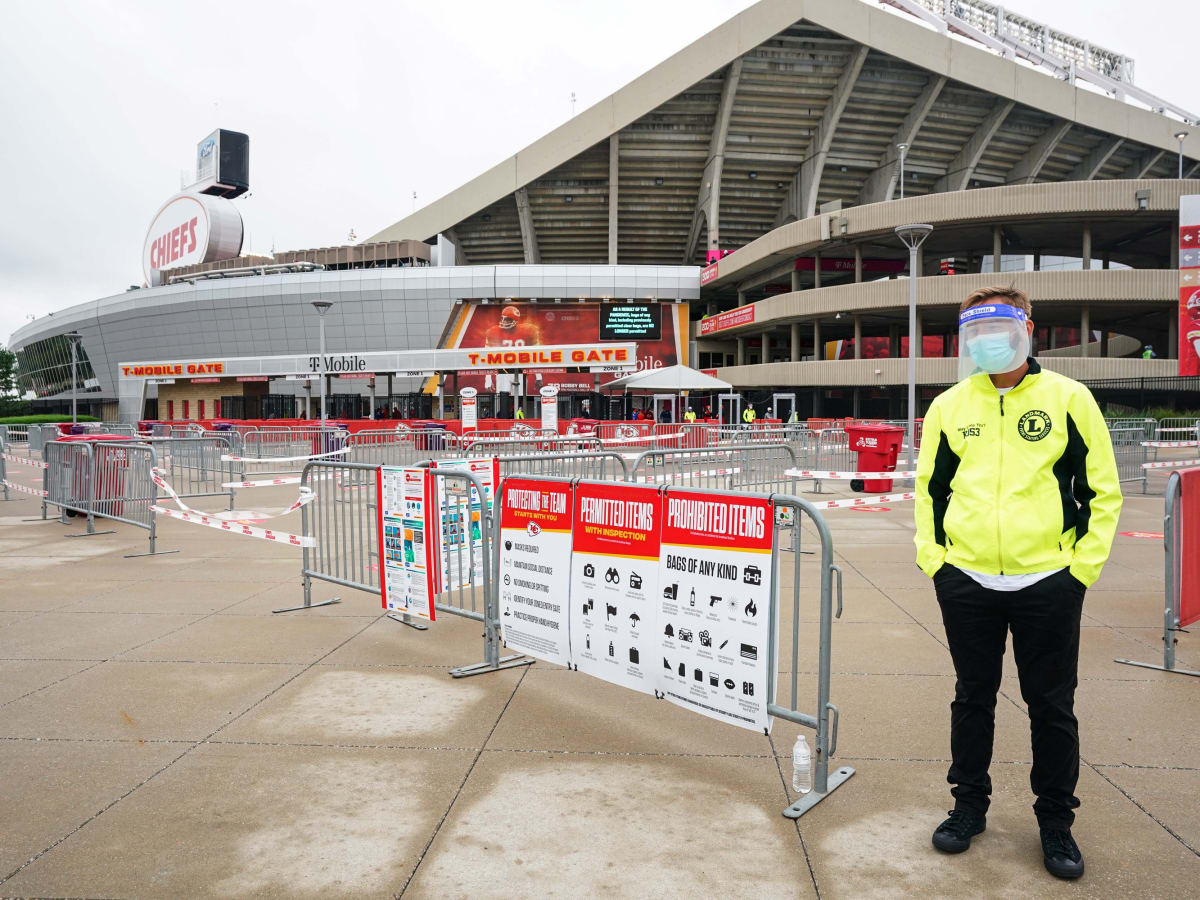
[0,0,1193,344]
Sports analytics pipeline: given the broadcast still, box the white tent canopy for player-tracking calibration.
[605,364,732,392]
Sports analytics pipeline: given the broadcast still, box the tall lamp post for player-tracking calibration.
[65,331,82,425]
[894,224,933,472]
[1175,130,1189,178]
[897,143,909,200]
[311,301,332,424]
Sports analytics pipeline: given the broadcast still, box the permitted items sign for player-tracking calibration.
[570,483,662,695]
[378,467,439,621]
[657,493,773,731]
[498,479,574,666]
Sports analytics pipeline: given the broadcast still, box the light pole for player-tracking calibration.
[1174,130,1189,179]
[311,301,332,424]
[65,331,82,425]
[897,143,909,200]
[894,224,933,472]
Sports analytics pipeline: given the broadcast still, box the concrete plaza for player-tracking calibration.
[0,472,1196,898]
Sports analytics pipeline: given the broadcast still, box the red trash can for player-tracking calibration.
[844,423,905,492]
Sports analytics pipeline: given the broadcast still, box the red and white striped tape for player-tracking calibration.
[1142,459,1200,470]
[787,468,915,480]
[221,447,350,463]
[635,467,743,483]
[153,468,315,518]
[2,454,48,469]
[810,491,917,510]
[222,476,302,488]
[2,479,48,498]
[1140,440,1200,448]
[150,505,315,547]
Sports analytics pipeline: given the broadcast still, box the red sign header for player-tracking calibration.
[700,305,755,335]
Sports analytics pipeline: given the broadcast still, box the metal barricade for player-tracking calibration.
[1108,427,1149,492]
[144,437,240,508]
[202,429,244,455]
[462,435,603,456]
[1104,417,1156,440]
[150,424,172,437]
[808,428,855,492]
[1156,417,1200,441]
[496,452,628,481]
[44,440,108,533]
[1115,470,1200,677]
[290,460,529,677]
[466,427,557,442]
[349,428,461,467]
[630,445,798,494]
[91,442,176,557]
[241,427,347,476]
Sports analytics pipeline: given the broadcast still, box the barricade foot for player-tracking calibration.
[124,548,181,558]
[450,654,535,678]
[782,766,855,819]
[64,530,117,538]
[386,612,429,630]
[1114,658,1200,677]
[273,598,341,614]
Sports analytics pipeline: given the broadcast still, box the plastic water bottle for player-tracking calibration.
[792,735,812,794]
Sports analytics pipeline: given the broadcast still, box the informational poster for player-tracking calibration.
[1178,194,1200,376]
[569,482,662,695]
[540,384,559,432]
[657,492,774,732]
[498,479,574,666]
[430,457,499,591]
[378,467,439,621]
[461,386,478,431]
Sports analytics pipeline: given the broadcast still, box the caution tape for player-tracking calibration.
[222,476,303,488]
[810,491,917,510]
[1142,459,1200,470]
[152,469,315,518]
[221,446,350,463]
[150,505,314,547]
[1140,440,1200,448]
[2,454,48,469]
[598,430,688,447]
[2,479,48,498]
[786,468,915,480]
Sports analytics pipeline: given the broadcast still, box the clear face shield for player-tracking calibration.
[958,303,1031,381]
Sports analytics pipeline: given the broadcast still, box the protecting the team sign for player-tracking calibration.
[957,303,1031,381]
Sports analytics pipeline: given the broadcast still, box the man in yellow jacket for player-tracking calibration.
[915,286,1121,880]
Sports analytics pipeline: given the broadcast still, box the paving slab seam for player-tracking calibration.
[0,582,285,711]
[993,687,1200,858]
[394,665,532,899]
[0,615,378,888]
[766,729,822,898]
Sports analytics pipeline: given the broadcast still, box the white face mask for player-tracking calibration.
[957,303,1030,381]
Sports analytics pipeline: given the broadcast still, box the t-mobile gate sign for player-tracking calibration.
[498,479,574,667]
[658,492,773,732]
[569,483,662,695]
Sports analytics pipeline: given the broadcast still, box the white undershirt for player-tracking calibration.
[956,385,1065,591]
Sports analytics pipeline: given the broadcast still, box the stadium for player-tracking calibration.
[9,0,1199,424]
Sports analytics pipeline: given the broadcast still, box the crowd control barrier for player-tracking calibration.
[348,429,462,467]
[240,427,349,475]
[1115,469,1200,677]
[630,445,798,494]
[1107,427,1149,493]
[144,436,240,509]
[288,460,530,676]
[494,474,853,819]
[1155,418,1200,440]
[42,440,175,556]
[495,451,628,482]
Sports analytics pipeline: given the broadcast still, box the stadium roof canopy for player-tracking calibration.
[369,0,1197,267]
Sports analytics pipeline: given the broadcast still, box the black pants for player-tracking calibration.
[934,564,1085,828]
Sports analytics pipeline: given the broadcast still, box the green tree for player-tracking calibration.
[0,346,16,398]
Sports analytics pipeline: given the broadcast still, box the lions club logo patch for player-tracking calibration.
[1017,409,1051,441]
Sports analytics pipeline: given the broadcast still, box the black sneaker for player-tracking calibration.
[1041,827,1084,879]
[932,809,986,853]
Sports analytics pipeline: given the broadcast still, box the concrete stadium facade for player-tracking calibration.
[10,0,1199,419]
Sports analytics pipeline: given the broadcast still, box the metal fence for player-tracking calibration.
[1104,417,1157,440]
[1108,427,1149,492]
[143,436,240,508]
[348,429,462,467]
[496,451,629,481]
[462,435,603,456]
[630,445,798,494]
[241,427,349,475]
[1156,418,1200,441]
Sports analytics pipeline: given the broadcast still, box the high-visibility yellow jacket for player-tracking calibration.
[914,359,1122,587]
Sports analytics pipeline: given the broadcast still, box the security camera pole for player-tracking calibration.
[894,224,933,471]
[311,301,332,424]
[65,331,82,425]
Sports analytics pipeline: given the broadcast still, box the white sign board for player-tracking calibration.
[498,479,574,667]
[460,386,478,431]
[540,384,559,432]
[379,467,439,621]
